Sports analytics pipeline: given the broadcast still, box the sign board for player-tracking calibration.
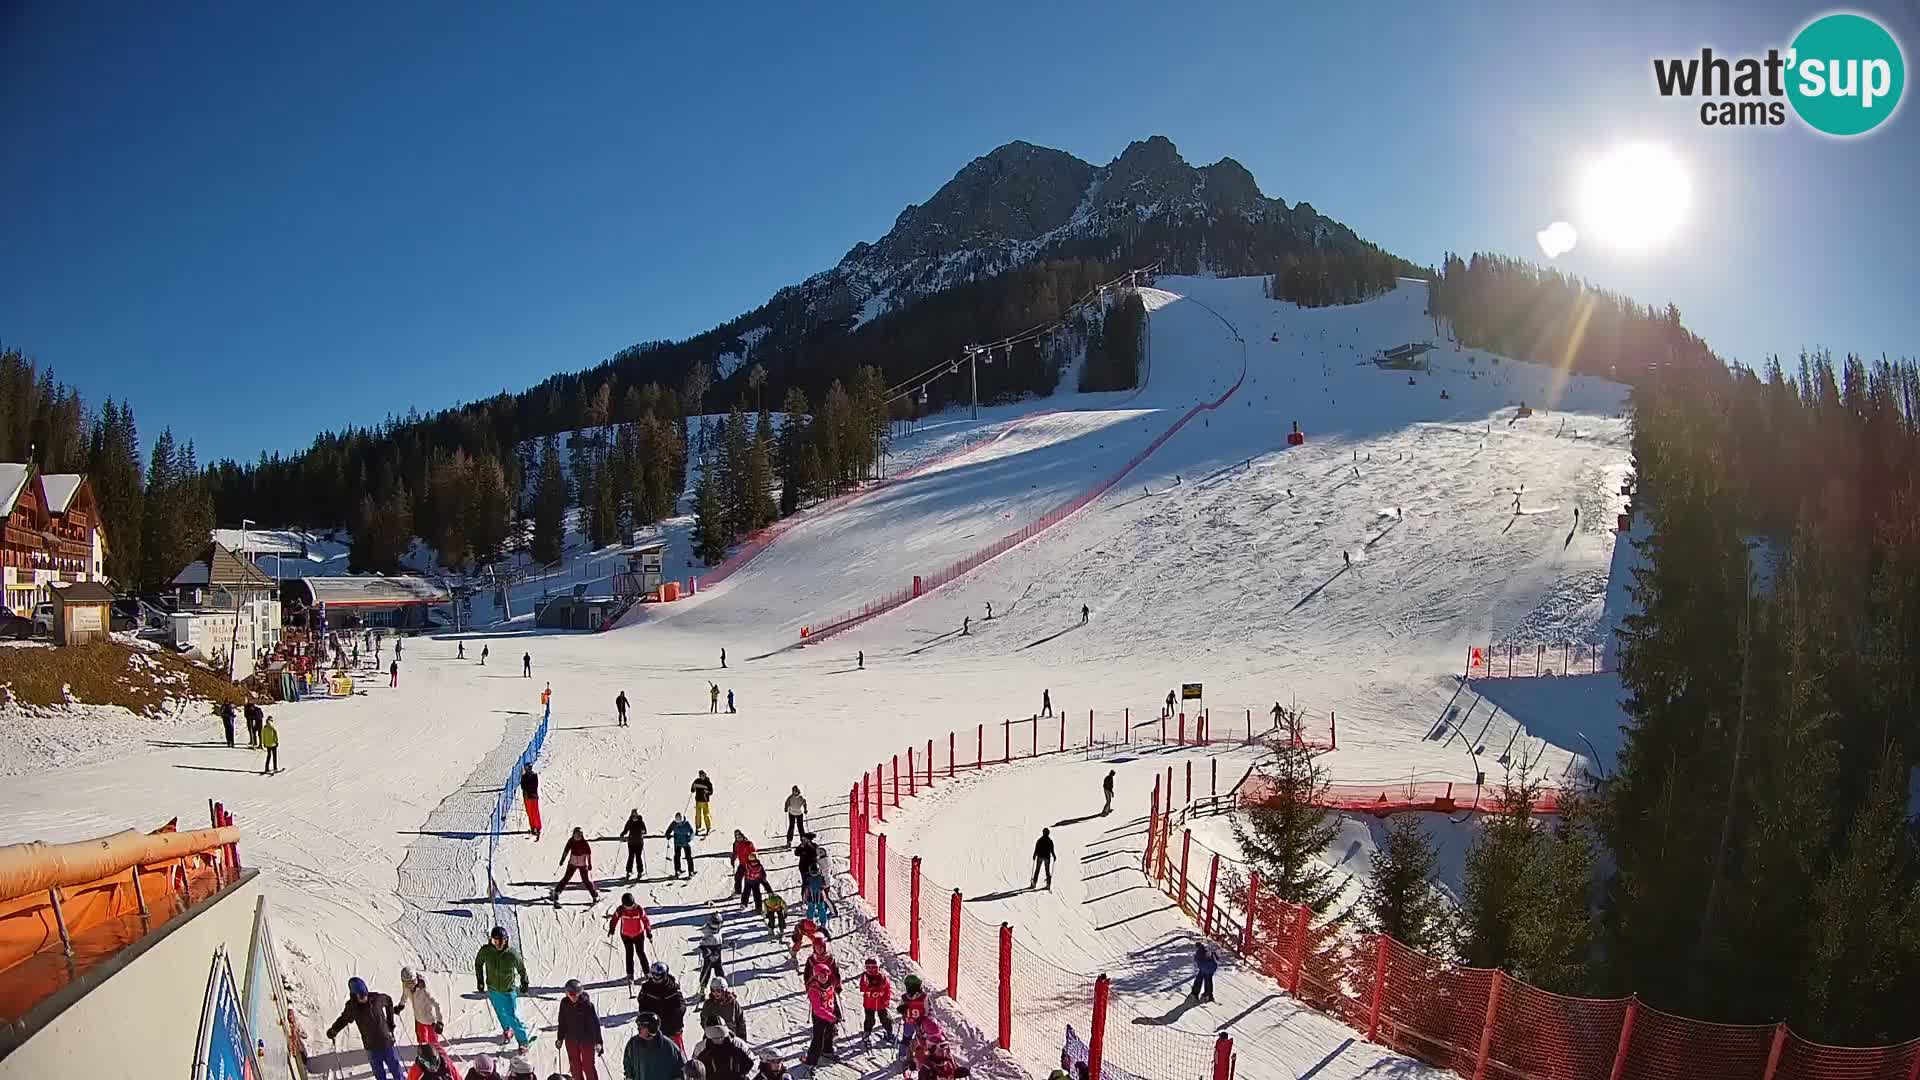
[195,946,259,1080]
[69,606,103,632]
[1180,683,1203,701]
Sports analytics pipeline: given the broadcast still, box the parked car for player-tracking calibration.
[0,612,34,640]
[32,603,54,636]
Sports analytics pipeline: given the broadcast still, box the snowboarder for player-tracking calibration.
[708,683,720,715]
[624,1010,687,1080]
[690,771,715,834]
[1081,604,1089,625]
[397,966,445,1050]
[260,716,280,775]
[700,975,747,1040]
[1041,689,1052,718]
[858,959,895,1044]
[1030,828,1055,890]
[520,765,542,841]
[475,926,533,1050]
[616,691,630,727]
[739,855,769,913]
[635,964,689,1050]
[1189,942,1219,1003]
[481,644,489,666]
[457,640,465,660]
[608,892,655,982]
[856,650,863,670]
[619,809,648,879]
[326,976,403,1080]
[696,914,726,991]
[729,830,757,896]
[1102,770,1115,816]
[557,979,605,1080]
[669,813,696,877]
[554,827,600,902]
[783,787,807,846]
[218,701,236,747]
[725,689,735,714]
[522,652,532,678]
[390,658,400,688]
[692,1021,754,1080]
[762,891,788,938]
[895,974,929,1059]
[245,701,264,747]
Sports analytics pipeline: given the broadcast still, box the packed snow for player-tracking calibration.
[0,276,1638,1080]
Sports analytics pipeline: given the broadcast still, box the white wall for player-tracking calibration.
[170,599,281,681]
[0,875,262,1080]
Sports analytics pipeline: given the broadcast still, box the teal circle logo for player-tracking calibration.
[1787,12,1905,136]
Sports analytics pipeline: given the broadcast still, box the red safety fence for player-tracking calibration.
[803,352,1251,643]
[1139,791,1920,1080]
[1466,642,1610,680]
[1236,775,1566,816]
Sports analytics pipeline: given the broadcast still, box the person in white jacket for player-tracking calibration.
[783,787,808,847]
[396,966,445,1050]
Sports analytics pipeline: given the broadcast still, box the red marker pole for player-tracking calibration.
[997,923,1013,1050]
[947,890,963,998]
[909,857,923,962]
[1087,975,1111,1080]
[907,748,916,797]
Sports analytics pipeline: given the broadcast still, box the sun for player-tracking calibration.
[1577,142,1693,253]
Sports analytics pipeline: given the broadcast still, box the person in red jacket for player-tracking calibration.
[738,855,769,914]
[553,827,599,902]
[788,917,820,967]
[894,974,929,1061]
[857,958,894,1045]
[606,892,654,983]
[729,831,757,897]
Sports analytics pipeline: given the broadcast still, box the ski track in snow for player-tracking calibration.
[0,276,1642,1080]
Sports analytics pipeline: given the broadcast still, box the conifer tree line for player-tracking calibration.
[1264,248,1403,307]
[1078,292,1147,392]
[1235,344,1920,1046]
[693,367,889,565]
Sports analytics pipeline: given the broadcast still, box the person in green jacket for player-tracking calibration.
[624,1011,685,1080]
[260,717,281,775]
[475,926,534,1049]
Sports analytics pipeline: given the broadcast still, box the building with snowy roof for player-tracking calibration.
[288,574,450,632]
[0,463,108,613]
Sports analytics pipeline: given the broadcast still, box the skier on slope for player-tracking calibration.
[720,648,727,669]
[397,966,445,1051]
[699,975,747,1040]
[481,644,489,666]
[607,892,655,983]
[762,890,788,938]
[857,650,864,670]
[616,691,630,728]
[708,684,720,715]
[1041,689,1052,718]
[1030,828,1056,890]
[793,833,822,891]
[520,765,542,841]
[458,640,465,660]
[726,688,735,714]
[326,976,403,1080]
[783,787,808,846]
[740,855,769,913]
[802,870,833,932]
[556,979,605,1080]
[696,913,726,989]
[390,657,399,688]
[729,830,758,896]
[802,939,842,1068]
[522,652,532,678]
[690,771,715,834]
[1081,604,1089,625]
[1190,942,1218,1002]
[623,1010,687,1080]
[475,926,533,1050]
[895,974,930,1059]
[961,616,969,636]
[618,809,648,880]
[554,827,600,902]
[692,1021,755,1080]
[1102,770,1115,816]
[634,964,689,1051]
[858,958,895,1045]
[668,813,696,877]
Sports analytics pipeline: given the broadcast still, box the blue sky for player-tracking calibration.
[3,0,1916,463]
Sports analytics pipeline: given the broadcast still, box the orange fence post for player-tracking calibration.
[1287,903,1309,995]
[926,739,934,786]
[947,890,962,998]
[1240,872,1261,955]
[907,748,916,796]
[849,785,860,891]
[997,923,1013,1050]
[876,764,886,822]
[909,857,922,962]
[1761,1023,1788,1080]
[1212,1031,1234,1080]
[1606,997,1639,1080]
[877,834,889,926]
[892,756,900,807]
[1179,829,1192,910]
[1161,712,1167,743]
[1178,711,1186,744]
[1088,974,1111,1080]
[1166,765,1175,810]
[1472,970,1504,1080]
[1366,936,1389,1042]
[1203,853,1221,936]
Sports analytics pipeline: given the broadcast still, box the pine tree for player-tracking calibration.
[423,451,477,569]
[1230,738,1341,911]
[531,436,568,565]
[139,428,180,590]
[466,452,513,565]
[722,405,750,537]
[776,387,811,517]
[588,447,620,549]
[818,381,851,493]
[88,399,144,586]
[691,459,729,565]
[749,409,778,530]
[1461,768,1597,993]
[1362,816,1451,954]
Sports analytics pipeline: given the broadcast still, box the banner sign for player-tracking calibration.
[1180,683,1203,701]
[196,946,259,1080]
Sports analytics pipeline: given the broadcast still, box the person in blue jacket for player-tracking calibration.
[1190,942,1217,1002]
[669,813,697,878]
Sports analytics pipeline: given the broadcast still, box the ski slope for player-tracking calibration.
[0,276,1637,1080]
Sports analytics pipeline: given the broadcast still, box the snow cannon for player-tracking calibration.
[1286,420,1306,447]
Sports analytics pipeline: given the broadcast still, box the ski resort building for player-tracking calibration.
[170,542,284,679]
[286,574,449,632]
[1374,342,1434,371]
[0,464,107,614]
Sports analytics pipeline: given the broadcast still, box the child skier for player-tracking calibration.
[607,892,655,984]
[788,916,821,967]
[895,974,929,1058]
[397,966,444,1050]
[696,913,725,989]
[553,827,599,902]
[739,855,768,913]
[729,830,758,895]
[762,891,788,938]
[802,872,833,933]
[857,958,895,1045]
[668,813,696,877]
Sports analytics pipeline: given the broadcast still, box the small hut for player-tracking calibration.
[50,580,115,646]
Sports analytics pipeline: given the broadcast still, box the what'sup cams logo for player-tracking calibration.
[1654,11,1905,136]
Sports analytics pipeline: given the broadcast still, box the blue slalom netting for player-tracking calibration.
[487,702,552,930]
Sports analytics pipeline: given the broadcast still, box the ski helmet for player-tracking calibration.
[347,976,368,997]
[621,892,636,905]
[650,961,669,977]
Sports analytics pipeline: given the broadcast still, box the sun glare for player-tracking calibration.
[1578,142,1692,253]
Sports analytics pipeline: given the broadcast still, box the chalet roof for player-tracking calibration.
[39,474,83,513]
[172,542,277,590]
[0,464,31,516]
[298,575,450,607]
[51,580,116,603]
